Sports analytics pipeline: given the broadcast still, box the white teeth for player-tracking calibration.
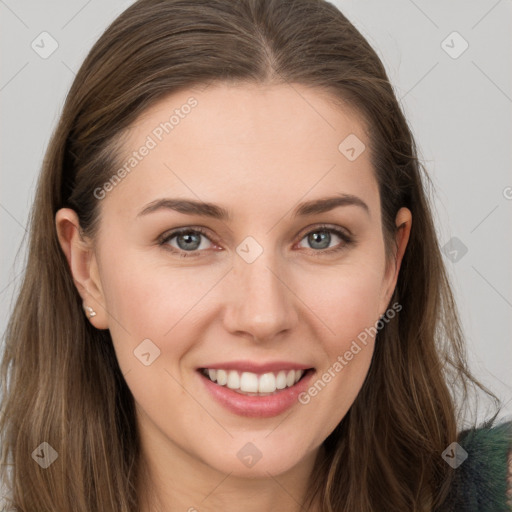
[216,369,227,386]
[240,372,259,392]
[226,370,240,390]
[202,368,305,394]
[258,372,276,393]
[276,371,287,389]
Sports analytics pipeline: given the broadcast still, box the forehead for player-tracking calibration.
[130,82,367,154]
[103,82,379,220]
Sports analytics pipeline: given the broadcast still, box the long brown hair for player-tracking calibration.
[0,0,500,510]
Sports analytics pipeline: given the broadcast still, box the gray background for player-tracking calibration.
[1,0,511,421]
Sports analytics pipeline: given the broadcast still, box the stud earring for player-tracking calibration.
[83,305,97,318]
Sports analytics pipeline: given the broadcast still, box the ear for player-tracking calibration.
[55,208,109,329]
[379,207,412,315]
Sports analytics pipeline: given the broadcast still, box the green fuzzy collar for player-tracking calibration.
[440,419,512,511]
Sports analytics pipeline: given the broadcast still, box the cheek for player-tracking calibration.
[99,257,211,417]
[297,265,384,408]
[304,263,386,340]
[97,252,201,363]
[100,249,215,331]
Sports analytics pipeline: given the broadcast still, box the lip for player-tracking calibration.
[197,367,315,418]
[196,360,312,374]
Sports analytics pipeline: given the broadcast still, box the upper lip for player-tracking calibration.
[197,360,313,373]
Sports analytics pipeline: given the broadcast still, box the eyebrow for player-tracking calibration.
[137,193,370,220]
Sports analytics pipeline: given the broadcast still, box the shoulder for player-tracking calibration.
[442,419,512,511]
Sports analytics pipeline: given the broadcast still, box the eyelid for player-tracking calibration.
[157,225,217,248]
[296,222,353,240]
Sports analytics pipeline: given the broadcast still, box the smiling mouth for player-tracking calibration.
[199,368,313,396]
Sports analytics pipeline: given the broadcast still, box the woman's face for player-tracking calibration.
[60,83,410,480]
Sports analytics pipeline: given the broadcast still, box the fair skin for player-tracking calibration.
[56,83,411,512]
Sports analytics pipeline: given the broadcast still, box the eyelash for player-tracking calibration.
[157,224,354,258]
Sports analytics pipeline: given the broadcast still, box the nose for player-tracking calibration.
[222,248,299,343]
